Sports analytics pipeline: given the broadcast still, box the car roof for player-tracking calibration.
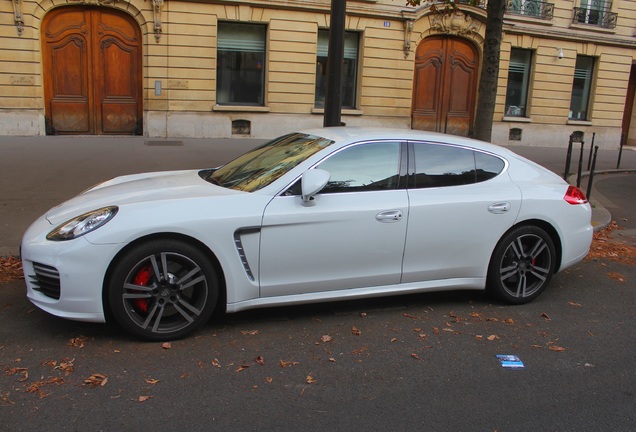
[297,126,509,155]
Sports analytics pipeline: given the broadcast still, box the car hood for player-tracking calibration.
[46,170,239,225]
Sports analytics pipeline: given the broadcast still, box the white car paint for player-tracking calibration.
[21,127,593,337]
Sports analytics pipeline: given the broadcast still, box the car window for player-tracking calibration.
[413,143,476,188]
[206,133,334,192]
[317,142,401,193]
[475,151,505,182]
[412,143,505,188]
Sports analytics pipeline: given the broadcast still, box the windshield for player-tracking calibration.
[206,133,334,192]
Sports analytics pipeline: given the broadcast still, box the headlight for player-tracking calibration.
[47,206,118,241]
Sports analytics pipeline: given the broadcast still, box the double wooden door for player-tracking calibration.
[42,7,142,135]
[412,36,478,137]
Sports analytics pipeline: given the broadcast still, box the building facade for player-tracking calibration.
[1,0,636,148]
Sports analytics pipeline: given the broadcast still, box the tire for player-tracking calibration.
[487,226,556,304]
[108,239,219,341]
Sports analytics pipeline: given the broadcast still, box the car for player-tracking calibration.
[21,127,593,340]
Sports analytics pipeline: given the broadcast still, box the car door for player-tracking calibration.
[259,141,408,297]
[401,142,522,283]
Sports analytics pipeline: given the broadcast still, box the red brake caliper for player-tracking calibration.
[132,265,152,314]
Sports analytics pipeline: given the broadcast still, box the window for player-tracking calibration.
[216,22,266,106]
[315,30,359,109]
[412,144,504,188]
[569,56,595,121]
[317,142,401,193]
[505,48,532,117]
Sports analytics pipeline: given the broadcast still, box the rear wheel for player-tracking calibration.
[487,226,556,304]
[108,239,218,341]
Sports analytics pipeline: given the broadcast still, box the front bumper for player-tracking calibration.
[21,214,123,323]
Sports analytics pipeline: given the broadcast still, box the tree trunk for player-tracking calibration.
[472,0,506,142]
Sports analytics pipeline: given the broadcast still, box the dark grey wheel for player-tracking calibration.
[108,239,218,341]
[487,226,556,304]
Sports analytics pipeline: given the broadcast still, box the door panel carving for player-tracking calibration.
[412,36,478,137]
[43,7,142,135]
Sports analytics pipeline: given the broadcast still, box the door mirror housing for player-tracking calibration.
[301,169,330,206]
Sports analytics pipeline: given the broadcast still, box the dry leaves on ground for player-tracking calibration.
[0,256,23,283]
[586,222,636,265]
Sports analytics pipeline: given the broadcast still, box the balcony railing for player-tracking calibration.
[507,1,554,20]
[573,1,618,29]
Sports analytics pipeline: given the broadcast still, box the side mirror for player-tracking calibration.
[301,169,330,206]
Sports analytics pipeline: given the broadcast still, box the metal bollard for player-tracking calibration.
[587,132,595,171]
[577,141,585,188]
[564,134,574,181]
[616,132,625,169]
[587,145,599,201]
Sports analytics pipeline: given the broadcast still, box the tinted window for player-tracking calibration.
[413,144,476,188]
[475,152,505,182]
[317,142,401,193]
[413,143,505,188]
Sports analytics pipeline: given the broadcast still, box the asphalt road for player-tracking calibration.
[1,250,635,431]
[1,137,635,430]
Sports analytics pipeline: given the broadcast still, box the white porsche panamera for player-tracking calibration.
[21,127,593,340]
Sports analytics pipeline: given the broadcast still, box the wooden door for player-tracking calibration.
[42,7,142,135]
[412,36,478,137]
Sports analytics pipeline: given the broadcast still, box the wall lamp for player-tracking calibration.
[557,48,564,60]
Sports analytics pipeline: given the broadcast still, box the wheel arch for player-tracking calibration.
[101,232,227,324]
[498,219,563,272]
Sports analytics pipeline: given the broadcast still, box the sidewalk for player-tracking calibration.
[1,135,635,256]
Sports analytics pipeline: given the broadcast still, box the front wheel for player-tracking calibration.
[108,239,219,341]
[487,226,556,304]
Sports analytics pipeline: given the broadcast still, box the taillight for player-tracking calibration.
[564,185,588,205]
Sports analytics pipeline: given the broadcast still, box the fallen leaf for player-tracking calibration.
[84,373,108,387]
[540,313,551,321]
[211,358,221,368]
[320,335,333,343]
[432,327,439,335]
[68,336,87,348]
[235,364,250,372]
[241,329,260,336]
[306,375,317,384]
[265,377,273,384]
[254,356,265,366]
[197,361,204,368]
[568,301,582,307]
[161,342,171,350]
[279,360,299,368]
[607,272,625,283]
[475,335,483,341]
[549,345,566,352]
[145,378,160,385]
[351,346,368,355]
[328,358,336,363]
[56,358,75,374]
[351,326,361,336]
[503,318,515,325]
[403,313,419,319]
[138,395,153,402]
[487,335,499,341]
[390,337,398,342]
[359,312,367,318]
[411,353,421,360]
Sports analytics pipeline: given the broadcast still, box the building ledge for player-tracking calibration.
[312,108,364,116]
[502,116,532,123]
[213,105,270,113]
[567,119,593,126]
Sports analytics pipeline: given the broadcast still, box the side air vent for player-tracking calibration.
[30,262,61,300]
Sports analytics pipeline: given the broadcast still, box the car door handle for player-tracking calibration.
[488,202,511,214]
[376,210,403,223]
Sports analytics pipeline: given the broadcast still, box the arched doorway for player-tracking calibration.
[42,6,143,135]
[411,35,479,137]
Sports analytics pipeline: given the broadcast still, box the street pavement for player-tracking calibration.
[1,134,635,256]
[1,134,635,431]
